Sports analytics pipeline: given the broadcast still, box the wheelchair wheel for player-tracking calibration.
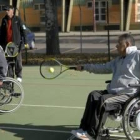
[122,97,140,140]
[0,77,24,113]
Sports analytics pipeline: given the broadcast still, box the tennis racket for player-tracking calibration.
[40,58,77,79]
[5,42,19,57]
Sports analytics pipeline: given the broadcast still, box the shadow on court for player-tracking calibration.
[0,123,127,140]
[0,123,76,140]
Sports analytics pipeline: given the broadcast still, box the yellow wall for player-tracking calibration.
[109,5,120,23]
[20,8,40,26]
[0,12,6,24]
[71,6,94,26]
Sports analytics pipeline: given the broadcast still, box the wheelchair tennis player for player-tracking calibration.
[71,33,140,140]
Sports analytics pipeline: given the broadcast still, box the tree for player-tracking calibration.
[44,0,60,55]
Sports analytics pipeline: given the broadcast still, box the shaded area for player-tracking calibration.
[0,123,76,140]
[0,123,127,140]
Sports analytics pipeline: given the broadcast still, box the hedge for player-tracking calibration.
[22,52,119,65]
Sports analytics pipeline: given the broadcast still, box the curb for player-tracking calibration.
[35,30,140,37]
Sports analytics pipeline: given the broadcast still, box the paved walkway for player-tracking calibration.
[35,30,140,37]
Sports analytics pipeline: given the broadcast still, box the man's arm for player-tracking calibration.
[76,59,117,74]
[18,16,28,45]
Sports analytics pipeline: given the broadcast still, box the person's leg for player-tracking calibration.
[71,90,108,140]
[72,91,130,140]
[86,92,116,136]
[79,90,110,132]
[15,52,22,78]
[94,94,130,139]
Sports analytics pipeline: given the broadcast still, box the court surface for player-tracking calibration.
[0,66,128,140]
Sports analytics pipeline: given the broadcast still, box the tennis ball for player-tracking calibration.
[49,67,54,73]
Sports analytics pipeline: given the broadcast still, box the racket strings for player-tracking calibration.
[41,60,61,79]
[40,59,77,79]
[5,42,18,57]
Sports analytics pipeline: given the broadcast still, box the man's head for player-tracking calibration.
[116,33,135,56]
[3,5,14,18]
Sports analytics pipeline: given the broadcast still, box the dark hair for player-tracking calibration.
[119,33,135,46]
[3,5,14,11]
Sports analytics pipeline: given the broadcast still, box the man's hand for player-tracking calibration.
[0,81,3,86]
[24,44,29,49]
[76,65,84,71]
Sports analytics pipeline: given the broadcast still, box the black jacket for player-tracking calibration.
[0,15,27,51]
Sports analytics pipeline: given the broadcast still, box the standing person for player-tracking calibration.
[0,5,28,82]
[71,33,140,140]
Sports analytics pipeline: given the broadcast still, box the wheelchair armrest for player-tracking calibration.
[128,84,140,87]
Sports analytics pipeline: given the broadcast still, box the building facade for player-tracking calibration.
[0,0,139,32]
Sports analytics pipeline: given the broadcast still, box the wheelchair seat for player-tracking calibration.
[101,95,140,140]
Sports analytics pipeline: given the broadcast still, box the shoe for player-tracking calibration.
[17,77,22,83]
[71,129,84,135]
[71,129,94,140]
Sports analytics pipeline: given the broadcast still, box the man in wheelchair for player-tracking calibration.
[71,33,140,140]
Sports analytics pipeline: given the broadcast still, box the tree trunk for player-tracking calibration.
[44,0,60,55]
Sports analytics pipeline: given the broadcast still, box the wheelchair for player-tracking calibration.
[0,77,24,113]
[0,45,24,113]
[68,84,140,140]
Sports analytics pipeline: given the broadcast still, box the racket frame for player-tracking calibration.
[40,58,76,79]
[5,42,19,58]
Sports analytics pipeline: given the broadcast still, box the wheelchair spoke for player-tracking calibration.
[123,97,140,140]
[0,77,24,113]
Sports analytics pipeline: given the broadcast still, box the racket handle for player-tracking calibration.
[69,66,77,70]
[69,65,84,70]
[105,80,111,83]
[128,84,140,87]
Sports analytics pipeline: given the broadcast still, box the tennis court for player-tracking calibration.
[0,66,128,140]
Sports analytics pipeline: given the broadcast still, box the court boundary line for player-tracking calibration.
[0,126,69,133]
[11,104,85,109]
[62,47,79,53]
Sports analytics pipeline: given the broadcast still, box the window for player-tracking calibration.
[74,0,85,5]
[40,16,45,24]
[86,1,106,22]
[136,0,140,22]
[95,1,106,22]
[112,0,119,4]
[34,4,39,10]
[40,4,45,10]
[87,1,93,8]
[0,5,5,11]
[33,3,45,24]
[34,3,45,10]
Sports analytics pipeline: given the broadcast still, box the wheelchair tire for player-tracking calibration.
[0,77,24,113]
[122,97,140,140]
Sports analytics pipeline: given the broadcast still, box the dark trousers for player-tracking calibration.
[79,90,130,137]
[7,51,22,78]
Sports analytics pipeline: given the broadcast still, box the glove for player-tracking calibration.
[24,44,29,49]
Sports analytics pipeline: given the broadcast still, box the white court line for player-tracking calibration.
[62,47,79,53]
[105,48,117,53]
[11,104,85,109]
[99,39,107,43]
[0,126,129,138]
[0,126,69,133]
